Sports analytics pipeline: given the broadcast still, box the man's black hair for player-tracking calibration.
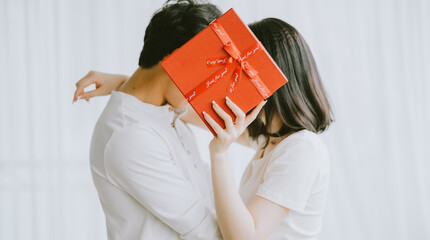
[139,0,222,68]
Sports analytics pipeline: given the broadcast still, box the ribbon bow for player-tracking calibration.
[185,20,271,102]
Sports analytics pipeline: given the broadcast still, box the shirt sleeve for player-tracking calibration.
[104,125,221,239]
[256,136,320,211]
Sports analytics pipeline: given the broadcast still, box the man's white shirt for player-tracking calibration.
[90,91,221,240]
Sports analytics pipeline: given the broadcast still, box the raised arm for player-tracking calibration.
[73,71,254,148]
[203,98,289,240]
[73,71,128,102]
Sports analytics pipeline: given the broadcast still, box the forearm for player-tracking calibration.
[211,152,257,240]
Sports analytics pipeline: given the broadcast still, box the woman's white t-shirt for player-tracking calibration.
[239,130,330,240]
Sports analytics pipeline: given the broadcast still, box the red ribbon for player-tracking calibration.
[185,20,271,102]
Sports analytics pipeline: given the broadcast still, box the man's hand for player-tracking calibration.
[73,71,128,103]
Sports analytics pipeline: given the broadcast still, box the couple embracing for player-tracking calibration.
[73,0,333,239]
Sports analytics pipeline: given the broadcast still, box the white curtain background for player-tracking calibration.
[1,0,429,239]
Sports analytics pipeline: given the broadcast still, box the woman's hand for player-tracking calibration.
[73,71,128,102]
[203,97,266,156]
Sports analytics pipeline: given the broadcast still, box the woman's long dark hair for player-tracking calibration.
[247,18,333,145]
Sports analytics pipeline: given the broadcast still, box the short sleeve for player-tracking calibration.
[104,125,221,239]
[256,136,320,211]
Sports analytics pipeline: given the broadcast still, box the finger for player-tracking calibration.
[203,111,227,138]
[74,76,91,102]
[73,71,96,102]
[225,97,245,126]
[211,101,234,132]
[73,87,84,103]
[244,100,267,127]
[80,89,101,102]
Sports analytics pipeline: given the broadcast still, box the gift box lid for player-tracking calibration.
[161,8,288,135]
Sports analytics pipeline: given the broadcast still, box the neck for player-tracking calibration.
[118,66,167,106]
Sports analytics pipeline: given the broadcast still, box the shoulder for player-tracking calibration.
[104,125,175,177]
[112,124,165,144]
[105,125,171,161]
[278,130,327,153]
[270,130,329,166]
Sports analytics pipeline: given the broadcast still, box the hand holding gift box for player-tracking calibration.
[161,8,288,135]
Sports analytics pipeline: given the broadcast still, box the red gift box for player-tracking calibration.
[161,8,288,135]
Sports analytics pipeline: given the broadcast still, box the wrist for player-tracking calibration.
[115,74,129,90]
[120,75,128,83]
[210,150,228,162]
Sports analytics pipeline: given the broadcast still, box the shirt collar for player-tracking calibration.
[112,91,186,123]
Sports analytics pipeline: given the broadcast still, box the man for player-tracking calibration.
[83,1,222,239]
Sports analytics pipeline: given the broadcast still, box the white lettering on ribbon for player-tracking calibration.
[206,57,228,66]
[253,44,260,54]
[206,67,228,88]
[243,63,256,77]
[212,23,224,36]
[229,72,239,92]
[251,79,269,98]
[240,44,260,61]
[187,91,196,101]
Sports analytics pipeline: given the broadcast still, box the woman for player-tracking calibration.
[74,18,333,239]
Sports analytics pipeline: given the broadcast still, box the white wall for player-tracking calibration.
[1,0,429,239]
